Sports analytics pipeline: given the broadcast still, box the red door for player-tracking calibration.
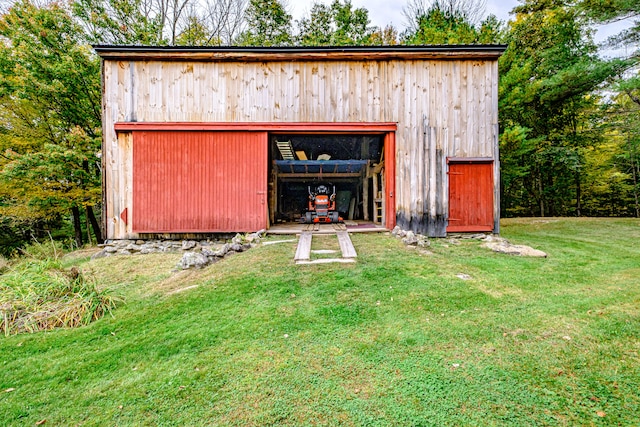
[132,131,268,233]
[447,161,494,232]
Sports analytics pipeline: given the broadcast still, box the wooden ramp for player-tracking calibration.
[294,228,357,265]
[294,232,313,262]
[336,231,357,258]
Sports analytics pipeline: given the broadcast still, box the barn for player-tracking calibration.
[95,45,506,240]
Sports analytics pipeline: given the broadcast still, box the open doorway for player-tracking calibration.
[268,134,387,228]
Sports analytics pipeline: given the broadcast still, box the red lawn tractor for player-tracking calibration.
[301,184,343,224]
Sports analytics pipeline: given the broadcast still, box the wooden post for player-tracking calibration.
[270,162,278,225]
[363,161,370,221]
[381,170,386,226]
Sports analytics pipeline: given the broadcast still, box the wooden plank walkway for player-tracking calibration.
[294,232,313,262]
[294,229,357,264]
[337,231,357,258]
[296,258,355,265]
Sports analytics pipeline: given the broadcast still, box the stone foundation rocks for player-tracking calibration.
[391,226,430,248]
[91,230,266,269]
[392,226,546,257]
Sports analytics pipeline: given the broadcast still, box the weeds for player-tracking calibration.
[18,236,66,260]
[0,258,121,335]
[0,255,8,274]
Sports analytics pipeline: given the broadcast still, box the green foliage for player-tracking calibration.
[236,0,293,46]
[404,6,479,44]
[2,140,101,218]
[0,1,103,246]
[579,0,639,52]
[297,0,378,46]
[72,0,165,45]
[402,1,504,45]
[175,15,215,46]
[580,93,640,217]
[499,0,624,216]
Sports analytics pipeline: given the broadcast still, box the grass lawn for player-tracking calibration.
[1,218,639,426]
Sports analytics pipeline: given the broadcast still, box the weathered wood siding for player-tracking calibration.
[103,57,499,239]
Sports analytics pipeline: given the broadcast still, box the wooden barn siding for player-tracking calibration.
[103,59,498,239]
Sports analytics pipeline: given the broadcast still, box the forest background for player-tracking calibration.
[0,0,638,255]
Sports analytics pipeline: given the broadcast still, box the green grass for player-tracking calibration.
[1,218,639,426]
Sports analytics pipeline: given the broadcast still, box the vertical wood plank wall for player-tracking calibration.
[103,59,499,239]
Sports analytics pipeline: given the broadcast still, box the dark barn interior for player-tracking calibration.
[268,134,385,225]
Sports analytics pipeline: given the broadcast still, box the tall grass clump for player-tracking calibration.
[0,255,8,274]
[18,237,66,260]
[1,242,121,335]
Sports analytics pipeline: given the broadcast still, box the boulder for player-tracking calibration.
[417,236,430,248]
[245,232,262,244]
[232,233,245,245]
[125,243,142,252]
[230,243,244,252]
[214,243,230,257]
[179,252,209,269]
[482,240,547,258]
[182,240,197,250]
[201,247,216,257]
[402,231,418,245]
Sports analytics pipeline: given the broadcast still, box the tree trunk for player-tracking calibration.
[71,206,84,248]
[86,205,104,244]
[575,170,581,217]
[538,174,545,217]
[631,142,640,218]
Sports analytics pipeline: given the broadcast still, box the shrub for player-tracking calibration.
[0,259,121,335]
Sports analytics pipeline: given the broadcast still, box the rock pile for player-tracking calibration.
[391,227,546,257]
[391,226,431,248]
[91,230,266,269]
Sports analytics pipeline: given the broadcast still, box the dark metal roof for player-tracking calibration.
[93,44,507,61]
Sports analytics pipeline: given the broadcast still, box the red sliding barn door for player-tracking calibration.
[132,131,268,233]
[447,160,494,232]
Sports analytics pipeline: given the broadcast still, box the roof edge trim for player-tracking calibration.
[94,45,507,61]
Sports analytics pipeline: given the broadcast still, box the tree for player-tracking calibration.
[297,0,377,46]
[73,0,251,46]
[72,0,165,44]
[402,0,502,45]
[499,0,625,217]
[402,0,487,33]
[175,11,211,45]
[202,0,248,45]
[0,1,103,245]
[236,0,292,46]
[579,0,639,53]
[579,0,640,107]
